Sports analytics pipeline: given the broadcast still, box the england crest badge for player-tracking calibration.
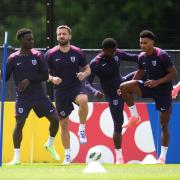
[32,59,37,65]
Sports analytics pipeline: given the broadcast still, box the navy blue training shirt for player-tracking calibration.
[86,49,138,94]
[45,45,87,91]
[138,47,173,90]
[6,49,48,100]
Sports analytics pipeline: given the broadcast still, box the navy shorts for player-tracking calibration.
[15,97,56,118]
[55,85,87,118]
[137,80,172,112]
[106,91,124,133]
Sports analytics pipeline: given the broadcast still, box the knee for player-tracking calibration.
[78,95,88,107]
[120,82,128,93]
[114,123,122,133]
[47,112,59,124]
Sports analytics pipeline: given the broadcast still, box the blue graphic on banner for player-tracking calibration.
[147,103,180,164]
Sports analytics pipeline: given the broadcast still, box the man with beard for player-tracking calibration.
[45,25,91,164]
[5,28,60,165]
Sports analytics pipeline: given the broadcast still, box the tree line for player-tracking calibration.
[0,0,180,49]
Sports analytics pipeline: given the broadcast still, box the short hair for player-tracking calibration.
[140,30,155,40]
[56,25,71,34]
[102,38,117,49]
[16,28,32,40]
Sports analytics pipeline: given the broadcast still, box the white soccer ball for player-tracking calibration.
[88,147,102,161]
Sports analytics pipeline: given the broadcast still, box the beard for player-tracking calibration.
[58,39,69,46]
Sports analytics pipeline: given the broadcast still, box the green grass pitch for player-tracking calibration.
[0,163,180,180]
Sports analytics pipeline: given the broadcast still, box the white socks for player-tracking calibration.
[129,105,139,117]
[115,149,123,159]
[159,146,168,160]
[46,136,55,147]
[65,149,71,156]
[14,148,20,161]
[79,124,85,131]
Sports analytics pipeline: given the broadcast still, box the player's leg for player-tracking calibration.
[75,93,88,144]
[55,90,73,164]
[109,95,124,164]
[158,110,171,163]
[120,80,142,128]
[154,92,172,164]
[59,117,71,164]
[7,100,30,165]
[33,99,60,161]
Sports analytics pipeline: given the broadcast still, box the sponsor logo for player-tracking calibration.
[49,109,54,113]
[160,107,166,111]
[17,62,21,66]
[55,58,61,62]
[102,63,107,66]
[32,59,37,65]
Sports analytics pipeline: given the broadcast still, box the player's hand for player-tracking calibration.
[172,86,179,99]
[117,88,122,96]
[95,91,104,99]
[144,79,159,88]
[76,72,86,81]
[17,79,30,92]
[51,77,62,85]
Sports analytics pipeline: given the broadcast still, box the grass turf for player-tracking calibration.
[0,163,180,180]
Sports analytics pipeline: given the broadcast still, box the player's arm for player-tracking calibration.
[18,53,49,92]
[76,64,91,81]
[85,61,104,99]
[133,69,144,80]
[76,50,91,81]
[48,70,62,85]
[145,65,177,88]
[120,50,139,63]
[145,52,177,88]
[44,51,62,85]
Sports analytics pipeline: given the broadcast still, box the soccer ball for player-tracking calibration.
[88,147,102,161]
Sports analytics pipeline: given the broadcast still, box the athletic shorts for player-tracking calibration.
[55,85,87,118]
[105,90,124,133]
[15,97,55,118]
[137,80,172,112]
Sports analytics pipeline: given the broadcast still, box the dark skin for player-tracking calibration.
[17,33,34,92]
[119,37,177,146]
[97,47,123,149]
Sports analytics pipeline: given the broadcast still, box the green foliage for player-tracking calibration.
[0,0,180,49]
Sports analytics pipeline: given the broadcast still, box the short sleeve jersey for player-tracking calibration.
[6,49,48,100]
[138,47,173,90]
[45,45,87,91]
